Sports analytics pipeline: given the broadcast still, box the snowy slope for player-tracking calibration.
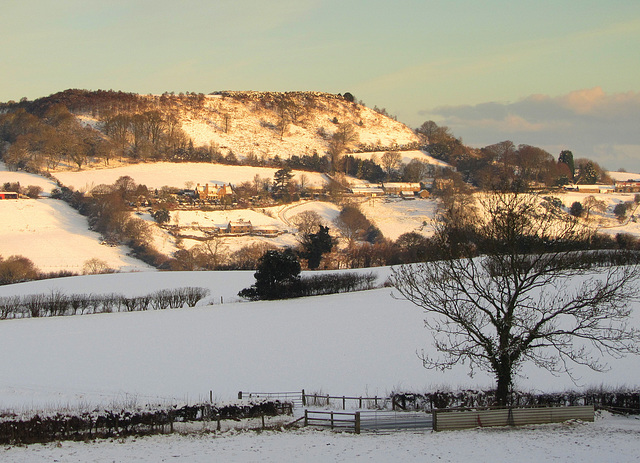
[0,198,151,273]
[155,93,420,161]
[67,92,422,169]
[348,149,449,167]
[0,162,58,196]
[53,162,328,191]
[0,267,638,412]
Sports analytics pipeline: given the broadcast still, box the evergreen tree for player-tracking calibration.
[300,225,334,269]
[569,201,584,217]
[272,166,294,200]
[238,249,301,300]
[558,150,575,181]
[583,161,599,184]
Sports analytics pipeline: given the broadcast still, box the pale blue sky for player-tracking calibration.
[2,0,640,170]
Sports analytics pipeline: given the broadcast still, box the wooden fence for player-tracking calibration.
[238,390,386,410]
[304,410,361,433]
[433,405,595,431]
[303,392,386,410]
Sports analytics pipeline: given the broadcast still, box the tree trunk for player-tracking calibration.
[495,361,512,406]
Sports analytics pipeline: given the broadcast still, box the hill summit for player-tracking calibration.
[1,89,422,168]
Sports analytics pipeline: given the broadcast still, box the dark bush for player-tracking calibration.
[389,387,640,413]
[614,202,631,221]
[569,201,583,217]
[0,400,292,445]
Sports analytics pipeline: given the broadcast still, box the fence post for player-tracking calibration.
[304,410,308,427]
[331,411,334,429]
[359,397,362,409]
[210,390,213,403]
[302,389,306,407]
[343,396,346,410]
[238,391,242,400]
[355,412,361,434]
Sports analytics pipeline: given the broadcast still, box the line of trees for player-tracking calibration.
[416,120,613,190]
[0,287,210,319]
[52,177,167,267]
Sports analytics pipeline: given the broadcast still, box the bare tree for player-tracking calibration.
[381,151,402,178]
[391,192,640,405]
[221,112,231,134]
[82,258,114,275]
[193,235,228,269]
[327,138,344,174]
[582,195,607,221]
[292,210,324,235]
[333,204,372,245]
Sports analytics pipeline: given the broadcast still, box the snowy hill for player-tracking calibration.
[179,91,421,158]
[25,90,425,167]
[0,268,638,411]
[0,198,151,273]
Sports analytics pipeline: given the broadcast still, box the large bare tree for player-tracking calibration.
[391,192,640,405]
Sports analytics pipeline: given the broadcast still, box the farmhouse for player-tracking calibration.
[194,183,234,200]
[614,179,640,193]
[227,219,252,234]
[349,185,384,197]
[565,184,615,194]
[252,225,280,236]
[0,192,19,200]
[382,182,421,195]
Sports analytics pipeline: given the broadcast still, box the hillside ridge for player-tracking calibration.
[1,89,423,169]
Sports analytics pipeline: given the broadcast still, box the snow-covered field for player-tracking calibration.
[0,268,638,413]
[0,198,151,273]
[2,159,446,269]
[6,159,640,274]
[2,165,640,459]
[348,149,450,167]
[53,162,328,192]
[551,190,640,236]
[3,413,639,462]
[0,163,58,196]
[360,196,439,240]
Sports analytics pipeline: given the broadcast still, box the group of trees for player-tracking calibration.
[0,105,102,171]
[53,177,166,267]
[1,182,42,198]
[238,248,376,301]
[0,254,109,286]
[416,121,611,190]
[333,205,382,246]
